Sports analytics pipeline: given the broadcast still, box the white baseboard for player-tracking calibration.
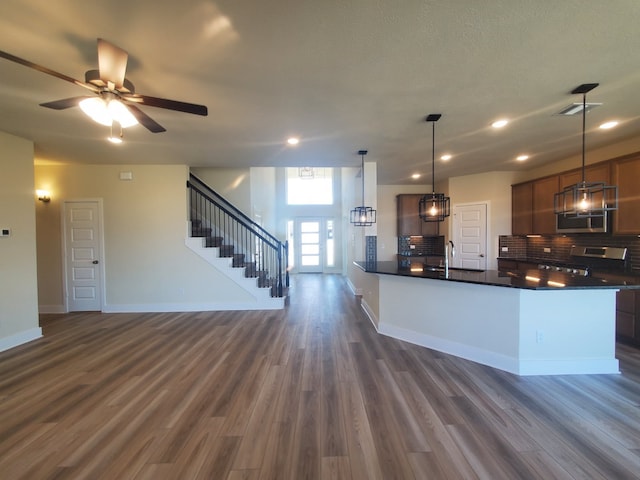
[517,358,619,376]
[345,277,363,296]
[377,322,620,376]
[0,327,43,353]
[102,298,284,313]
[360,299,379,332]
[378,322,519,374]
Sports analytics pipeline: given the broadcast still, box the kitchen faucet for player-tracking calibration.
[444,240,455,276]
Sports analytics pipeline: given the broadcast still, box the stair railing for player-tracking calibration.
[187,174,289,297]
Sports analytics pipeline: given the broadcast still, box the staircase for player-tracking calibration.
[186,174,289,309]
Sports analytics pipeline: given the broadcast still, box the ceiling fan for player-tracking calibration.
[0,38,208,140]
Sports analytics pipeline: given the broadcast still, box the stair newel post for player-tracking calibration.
[277,246,283,297]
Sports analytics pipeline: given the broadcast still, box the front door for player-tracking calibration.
[452,203,487,270]
[294,217,335,273]
[63,200,104,311]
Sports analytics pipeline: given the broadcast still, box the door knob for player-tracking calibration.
[92,260,99,264]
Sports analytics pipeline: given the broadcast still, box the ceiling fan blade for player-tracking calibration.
[125,104,166,133]
[123,94,208,116]
[97,38,128,88]
[0,50,98,93]
[40,96,92,110]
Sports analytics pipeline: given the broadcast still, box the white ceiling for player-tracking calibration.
[1,0,639,184]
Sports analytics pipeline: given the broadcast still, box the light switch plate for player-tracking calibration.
[501,246,508,252]
[544,247,551,253]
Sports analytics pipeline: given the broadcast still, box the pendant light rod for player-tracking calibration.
[572,83,598,184]
[426,113,441,193]
[419,114,449,222]
[350,149,376,226]
[359,149,367,206]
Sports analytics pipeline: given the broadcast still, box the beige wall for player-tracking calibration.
[190,167,251,215]
[0,132,41,350]
[446,171,519,269]
[35,163,256,312]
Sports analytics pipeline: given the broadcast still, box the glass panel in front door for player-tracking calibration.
[300,221,321,267]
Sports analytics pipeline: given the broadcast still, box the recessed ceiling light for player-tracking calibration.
[599,121,619,129]
[287,137,300,146]
[491,119,509,129]
[440,154,452,161]
[516,154,529,161]
[411,173,421,179]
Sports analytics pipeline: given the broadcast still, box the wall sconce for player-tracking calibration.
[36,190,51,203]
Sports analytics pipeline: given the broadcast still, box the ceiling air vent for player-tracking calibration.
[555,102,602,116]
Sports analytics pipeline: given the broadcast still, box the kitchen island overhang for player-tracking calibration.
[355,261,640,376]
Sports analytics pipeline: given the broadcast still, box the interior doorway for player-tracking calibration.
[452,203,487,270]
[63,200,105,311]
[288,217,335,273]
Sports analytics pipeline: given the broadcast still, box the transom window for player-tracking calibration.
[286,167,334,205]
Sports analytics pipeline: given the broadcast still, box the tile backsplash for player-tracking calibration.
[398,235,445,256]
[499,234,639,270]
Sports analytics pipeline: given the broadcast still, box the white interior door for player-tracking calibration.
[452,203,487,270]
[63,200,104,311]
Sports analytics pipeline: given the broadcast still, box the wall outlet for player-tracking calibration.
[501,246,508,252]
[543,247,551,253]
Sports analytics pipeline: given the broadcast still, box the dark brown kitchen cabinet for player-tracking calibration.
[511,182,533,235]
[559,162,611,189]
[511,175,559,235]
[612,154,640,235]
[532,175,559,234]
[396,194,439,236]
[616,289,640,347]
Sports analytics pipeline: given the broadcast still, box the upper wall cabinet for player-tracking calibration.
[613,154,640,235]
[512,154,640,235]
[511,182,533,235]
[512,176,559,235]
[559,162,611,189]
[532,176,559,235]
[397,194,439,236]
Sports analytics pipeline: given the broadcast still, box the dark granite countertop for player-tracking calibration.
[355,260,640,290]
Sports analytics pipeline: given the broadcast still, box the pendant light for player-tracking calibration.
[554,83,618,217]
[419,114,450,222]
[350,149,376,226]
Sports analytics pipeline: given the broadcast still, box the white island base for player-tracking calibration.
[375,275,619,376]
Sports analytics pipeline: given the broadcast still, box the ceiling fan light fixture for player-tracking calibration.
[79,97,112,126]
[79,96,138,128]
[107,99,138,128]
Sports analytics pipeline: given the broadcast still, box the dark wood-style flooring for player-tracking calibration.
[1,274,640,479]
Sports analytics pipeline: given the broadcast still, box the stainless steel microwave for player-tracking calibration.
[556,211,608,233]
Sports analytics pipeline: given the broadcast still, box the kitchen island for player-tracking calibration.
[354,260,640,375]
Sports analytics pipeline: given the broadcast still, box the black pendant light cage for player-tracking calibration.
[419,114,450,222]
[554,83,618,218]
[350,149,377,226]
